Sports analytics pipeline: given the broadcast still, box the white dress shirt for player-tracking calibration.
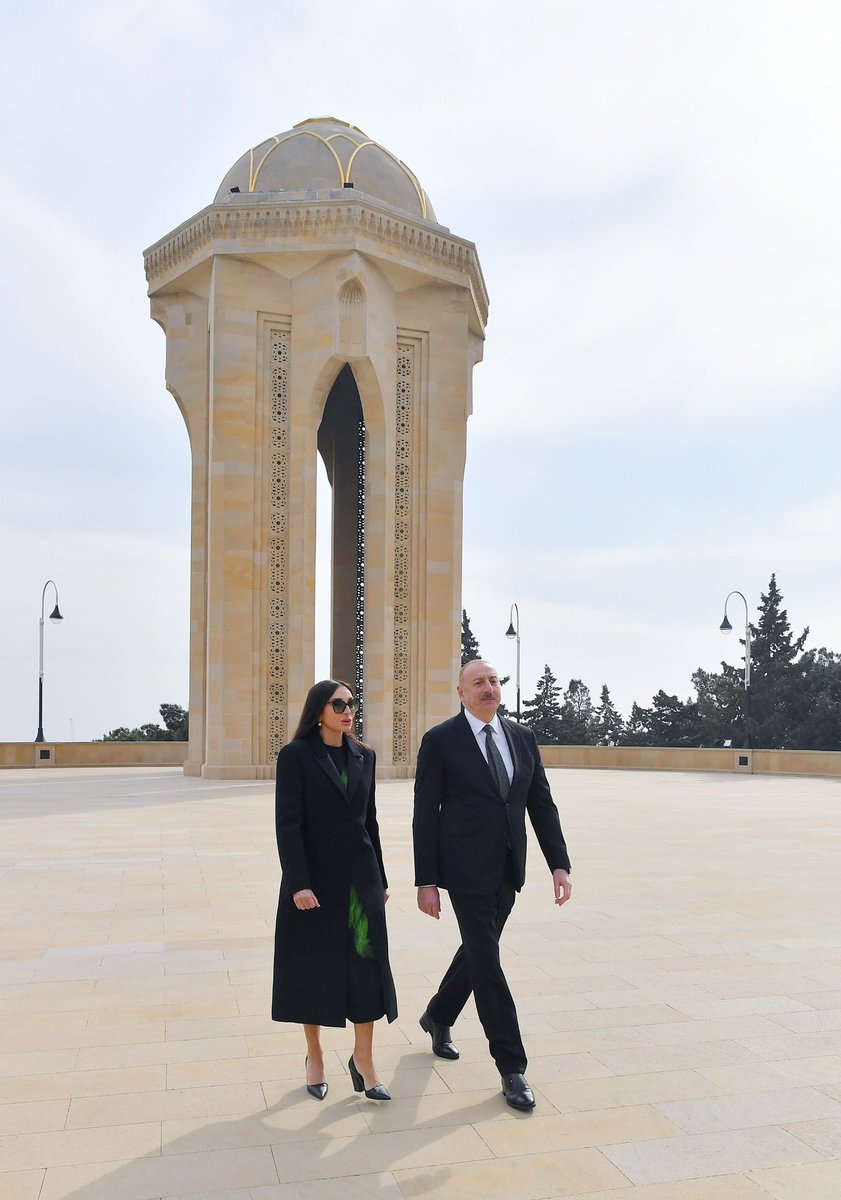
[463,709,514,785]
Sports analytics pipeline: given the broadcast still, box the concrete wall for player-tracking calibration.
[3,741,839,778]
[538,744,841,778]
[0,743,188,769]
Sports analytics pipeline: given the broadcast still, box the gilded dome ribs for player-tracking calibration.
[215,116,435,223]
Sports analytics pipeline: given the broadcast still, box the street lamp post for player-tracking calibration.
[504,602,521,722]
[35,580,63,743]
[719,589,751,748]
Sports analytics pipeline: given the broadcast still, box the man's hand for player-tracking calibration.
[553,869,572,907]
[293,888,320,910]
[417,885,441,919]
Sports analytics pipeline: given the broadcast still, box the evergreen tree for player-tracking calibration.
[621,701,654,746]
[786,648,841,751]
[645,690,699,747]
[691,666,742,746]
[100,702,189,742]
[558,679,594,744]
[604,574,838,751]
[522,664,563,744]
[593,684,624,744]
[159,703,189,740]
[683,574,816,748]
[748,573,809,747]
[461,610,481,666]
[620,692,701,747]
[751,574,809,669]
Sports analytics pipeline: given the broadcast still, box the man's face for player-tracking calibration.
[458,661,502,722]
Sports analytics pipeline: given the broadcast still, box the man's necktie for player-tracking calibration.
[483,724,510,798]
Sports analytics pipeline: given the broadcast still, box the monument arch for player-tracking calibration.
[144,117,487,778]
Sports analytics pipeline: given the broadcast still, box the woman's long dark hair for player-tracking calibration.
[292,679,358,742]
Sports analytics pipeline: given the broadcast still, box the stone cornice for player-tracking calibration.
[144,193,488,329]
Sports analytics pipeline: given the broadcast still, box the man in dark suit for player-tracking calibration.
[413,658,572,1110]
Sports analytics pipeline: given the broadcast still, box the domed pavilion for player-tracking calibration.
[144,117,488,779]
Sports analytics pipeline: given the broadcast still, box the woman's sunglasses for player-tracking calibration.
[328,698,358,714]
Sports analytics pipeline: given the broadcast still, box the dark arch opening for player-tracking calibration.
[317,364,366,730]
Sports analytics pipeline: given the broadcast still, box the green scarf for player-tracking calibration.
[339,764,375,958]
[349,885,375,958]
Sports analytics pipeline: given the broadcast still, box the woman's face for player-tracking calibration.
[319,684,356,743]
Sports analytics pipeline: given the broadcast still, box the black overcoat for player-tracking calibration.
[413,712,571,895]
[271,732,397,1027]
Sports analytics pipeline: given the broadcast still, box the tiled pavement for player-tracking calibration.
[1,764,841,1199]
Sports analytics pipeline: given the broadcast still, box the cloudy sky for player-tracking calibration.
[2,0,839,742]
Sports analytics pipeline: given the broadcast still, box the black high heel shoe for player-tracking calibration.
[348,1054,391,1101]
[305,1055,328,1101]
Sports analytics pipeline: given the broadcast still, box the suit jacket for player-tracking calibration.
[413,712,571,895]
[272,733,397,1026]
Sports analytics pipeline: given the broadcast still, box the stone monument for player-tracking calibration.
[144,117,488,778]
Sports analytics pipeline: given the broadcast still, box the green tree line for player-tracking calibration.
[101,579,839,750]
[98,703,188,742]
[464,576,841,750]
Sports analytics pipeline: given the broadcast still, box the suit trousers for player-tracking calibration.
[427,854,526,1075]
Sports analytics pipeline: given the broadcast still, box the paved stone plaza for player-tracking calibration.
[2,765,841,1200]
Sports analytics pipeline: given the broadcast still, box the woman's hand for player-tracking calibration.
[293,889,320,910]
[383,889,390,904]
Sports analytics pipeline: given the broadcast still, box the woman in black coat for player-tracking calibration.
[272,679,397,1101]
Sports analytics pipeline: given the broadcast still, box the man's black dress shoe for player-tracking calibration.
[501,1073,535,1111]
[419,1010,459,1060]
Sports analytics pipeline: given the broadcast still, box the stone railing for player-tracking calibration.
[0,743,188,769]
[538,744,841,778]
[3,741,839,778]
